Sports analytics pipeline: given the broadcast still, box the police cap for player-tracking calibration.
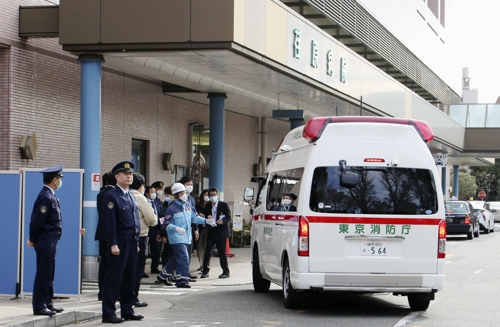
[152,181,164,188]
[112,161,134,175]
[40,164,64,179]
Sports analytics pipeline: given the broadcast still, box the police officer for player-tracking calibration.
[101,161,143,323]
[27,165,65,316]
[95,171,116,301]
[157,183,213,288]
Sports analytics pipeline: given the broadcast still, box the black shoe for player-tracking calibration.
[189,278,197,282]
[143,273,150,278]
[122,313,144,321]
[219,273,230,278]
[151,269,161,274]
[134,301,148,308]
[34,308,56,316]
[47,306,64,313]
[176,284,191,288]
[102,316,125,323]
[157,275,173,286]
[200,273,209,278]
[189,275,198,279]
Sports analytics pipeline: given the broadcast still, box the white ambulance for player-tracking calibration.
[244,116,446,310]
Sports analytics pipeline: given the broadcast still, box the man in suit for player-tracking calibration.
[279,193,297,212]
[27,165,65,316]
[200,187,232,279]
[101,161,143,323]
[95,171,116,301]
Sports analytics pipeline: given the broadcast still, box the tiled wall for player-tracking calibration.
[1,0,291,222]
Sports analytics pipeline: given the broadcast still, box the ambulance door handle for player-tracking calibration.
[275,222,287,226]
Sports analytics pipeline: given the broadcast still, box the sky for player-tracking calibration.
[445,0,500,103]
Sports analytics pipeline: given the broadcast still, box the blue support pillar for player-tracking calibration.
[208,93,227,199]
[453,165,459,197]
[78,55,104,258]
[442,166,447,197]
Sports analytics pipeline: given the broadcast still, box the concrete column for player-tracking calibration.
[78,54,103,259]
[208,93,227,200]
[453,165,459,197]
[442,166,447,197]
[260,118,267,176]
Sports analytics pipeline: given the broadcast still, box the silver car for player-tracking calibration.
[487,201,500,222]
[469,201,495,233]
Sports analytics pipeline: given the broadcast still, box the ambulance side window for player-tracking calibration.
[254,176,268,208]
[267,168,304,211]
[282,168,304,211]
[267,171,287,211]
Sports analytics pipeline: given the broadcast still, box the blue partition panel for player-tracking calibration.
[21,169,83,297]
[0,172,22,296]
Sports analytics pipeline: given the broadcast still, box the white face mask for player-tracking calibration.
[210,195,218,203]
[150,193,157,200]
[185,185,193,194]
[204,195,210,202]
[156,190,163,197]
[179,194,188,202]
[282,199,292,206]
[165,196,171,201]
[56,178,62,190]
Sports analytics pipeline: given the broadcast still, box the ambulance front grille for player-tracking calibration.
[324,275,423,288]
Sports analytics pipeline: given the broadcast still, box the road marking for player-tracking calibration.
[474,269,484,274]
[393,312,422,327]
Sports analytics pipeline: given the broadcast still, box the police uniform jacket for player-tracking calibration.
[102,186,140,245]
[163,199,206,245]
[29,186,62,243]
[131,189,157,237]
[95,185,114,241]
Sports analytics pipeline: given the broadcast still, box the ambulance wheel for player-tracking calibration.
[252,248,270,293]
[282,258,301,309]
[407,294,430,311]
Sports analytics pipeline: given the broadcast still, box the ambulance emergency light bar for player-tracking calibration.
[302,116,434,143]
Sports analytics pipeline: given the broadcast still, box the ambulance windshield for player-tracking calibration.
[309,166,438,215]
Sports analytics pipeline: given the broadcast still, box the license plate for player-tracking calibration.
[361,242,387,256]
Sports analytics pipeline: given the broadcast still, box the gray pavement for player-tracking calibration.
[0,247,251,327]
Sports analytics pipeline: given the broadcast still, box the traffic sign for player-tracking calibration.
[478,190,486,199]
[433,154,448,166]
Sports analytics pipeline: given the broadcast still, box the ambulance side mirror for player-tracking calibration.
[244,187,254,202]
[340,172,359,188]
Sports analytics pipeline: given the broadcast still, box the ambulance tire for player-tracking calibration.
[282,258,301,309]
[407,294,430,311]
[252,248,270,293]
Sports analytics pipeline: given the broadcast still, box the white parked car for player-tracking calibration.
[469,201,495,233]
[486,201,500,222]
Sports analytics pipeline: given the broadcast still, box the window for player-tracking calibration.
[131,139,148,178]
[267,168,304,211]
[309,166,438,215]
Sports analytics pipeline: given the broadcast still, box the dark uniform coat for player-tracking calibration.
[29,186,62,312]
[101,186,141,319]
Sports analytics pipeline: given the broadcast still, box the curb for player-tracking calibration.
[7,310,102,327]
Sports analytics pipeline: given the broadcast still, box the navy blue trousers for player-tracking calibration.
[161,243,190,286]
[32,235,58,312]
[101,239,138,318]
